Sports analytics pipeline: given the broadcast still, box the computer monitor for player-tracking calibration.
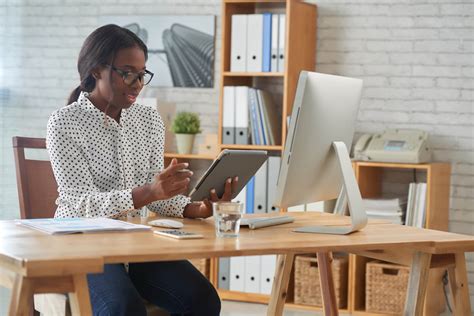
[274,71,367,235]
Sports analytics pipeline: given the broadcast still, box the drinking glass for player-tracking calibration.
[213,202,244,237]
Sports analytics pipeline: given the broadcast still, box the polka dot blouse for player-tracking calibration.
[46,91,190,219]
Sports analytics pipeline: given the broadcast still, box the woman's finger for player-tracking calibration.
[170,170,193,182]
[161,160,189,178]
[221,178,233,201]
[203,198,213,213]
[209,188,219,201]
[231,176,239,194]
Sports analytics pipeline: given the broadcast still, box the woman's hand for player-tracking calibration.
[132,158,192,210]
[183,176,238,219]
[150,158,193,200]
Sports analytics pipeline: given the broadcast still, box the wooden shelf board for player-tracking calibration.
[164,153,215,160]
[218,289,270,304]
[353,161,431,170]
[223,71,284,77]
[220,144,283,151]
[352,310,400,316]
[285,303,349,313]
[219,289,349,313]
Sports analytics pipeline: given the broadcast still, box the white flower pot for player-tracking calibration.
[175,134,195,154]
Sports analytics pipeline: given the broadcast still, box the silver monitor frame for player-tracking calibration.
[274,71,367,235]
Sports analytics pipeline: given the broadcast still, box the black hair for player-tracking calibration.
[67,24,148,105]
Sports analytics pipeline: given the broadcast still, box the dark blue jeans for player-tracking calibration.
[87,261,221,316]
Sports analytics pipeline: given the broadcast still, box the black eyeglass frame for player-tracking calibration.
[104,64,154,86]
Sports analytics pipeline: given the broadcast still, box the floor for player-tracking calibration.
[220,301,452,316]
[221,301,329,316]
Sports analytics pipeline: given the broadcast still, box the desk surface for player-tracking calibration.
[1,212,473,277]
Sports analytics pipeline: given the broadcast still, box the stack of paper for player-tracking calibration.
[18,218,151,235]
[363,196,408,225]
[405,182,428,228]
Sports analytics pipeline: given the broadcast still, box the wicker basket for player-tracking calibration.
[366,261,410,314]
[294,254,348,308]
[189,258,209,279]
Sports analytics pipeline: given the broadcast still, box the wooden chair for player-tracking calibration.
[12,136,168,316]
[13,136,65,315]
[13,136,58,220]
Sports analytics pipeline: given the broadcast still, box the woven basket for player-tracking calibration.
[294,254,348,308]
[366,261,409,314]
[189,258,209,279]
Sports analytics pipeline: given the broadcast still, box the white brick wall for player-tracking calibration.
[0,0,473,313]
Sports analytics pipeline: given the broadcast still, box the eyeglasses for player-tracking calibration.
[105,64,154,86]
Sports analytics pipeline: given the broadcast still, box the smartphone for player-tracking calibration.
[154,230,204,239]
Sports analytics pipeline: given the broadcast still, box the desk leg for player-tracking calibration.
[8,275,34,316]
[317,252,338,316]
[447,252,472,315]
[267,253,295,316]
[404,251,432,316]
[68,274,92,316]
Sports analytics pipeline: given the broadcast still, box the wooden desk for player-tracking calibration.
[1,212,473,316]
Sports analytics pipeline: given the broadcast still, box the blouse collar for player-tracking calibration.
[77,91,127,127]
[77,91,98,111]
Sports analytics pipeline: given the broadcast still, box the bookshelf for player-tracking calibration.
[211,0,320,312]
[218,0,317,152]
[351,161,451,315]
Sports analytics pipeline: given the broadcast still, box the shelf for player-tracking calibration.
[285,303,349,314]
[352,311,398,316]
[352,162,451,315]
[223,71,284,77]
[352,160,432,170]
[219,144,283,151]
[218,289,269,304]
[164,153,215,160]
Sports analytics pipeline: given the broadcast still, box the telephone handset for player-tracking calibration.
[353,134,373,160]
[352,129,431,164]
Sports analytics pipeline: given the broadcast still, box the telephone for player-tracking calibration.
[353,129,431,163]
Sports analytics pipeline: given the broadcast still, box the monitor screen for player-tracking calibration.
[274,71,363,209]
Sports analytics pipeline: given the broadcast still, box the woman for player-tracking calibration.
[47,24,233,316]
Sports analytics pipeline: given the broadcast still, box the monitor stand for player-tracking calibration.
[293,141,367,235]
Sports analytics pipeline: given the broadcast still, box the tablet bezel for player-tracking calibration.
[188,149,268,202]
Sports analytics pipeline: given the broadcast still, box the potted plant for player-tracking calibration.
[171,111,201,154]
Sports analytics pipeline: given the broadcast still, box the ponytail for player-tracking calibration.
[67,86,82,105]
[66,75,96,105]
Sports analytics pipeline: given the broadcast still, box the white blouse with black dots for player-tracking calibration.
[46,91,190,219]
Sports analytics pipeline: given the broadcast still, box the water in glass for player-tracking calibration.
[213,202,243,237]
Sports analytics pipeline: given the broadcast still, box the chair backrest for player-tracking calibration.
[13,137,58,219]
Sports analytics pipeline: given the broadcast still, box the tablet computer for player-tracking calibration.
[189,149,268,201]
